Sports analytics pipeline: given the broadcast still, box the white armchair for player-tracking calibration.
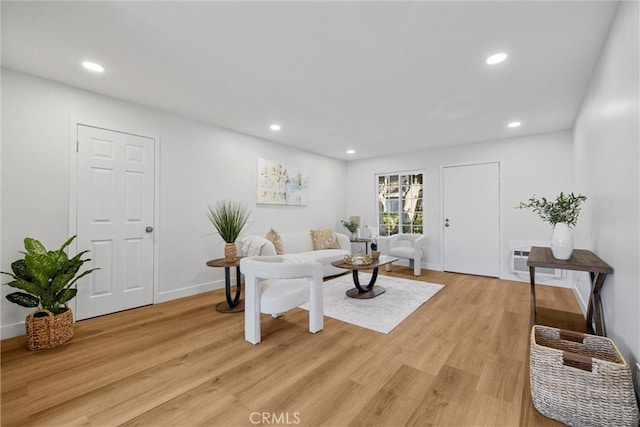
[240,256,324,345]
[377,234,426,276]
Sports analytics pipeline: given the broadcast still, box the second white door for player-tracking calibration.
[442,162,500,277]
[75,125,155,320]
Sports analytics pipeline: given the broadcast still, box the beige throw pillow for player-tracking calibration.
[265,228,284,255]
[310,229,339,250]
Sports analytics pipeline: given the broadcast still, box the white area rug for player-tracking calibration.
[299,273,444,334]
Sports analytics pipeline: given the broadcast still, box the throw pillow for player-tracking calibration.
[310,229,339,250]
[265,228,284,255]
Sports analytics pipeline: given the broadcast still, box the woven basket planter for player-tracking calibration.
[25,306,74,351]
[224,242,238,262]
[530,325,639,427]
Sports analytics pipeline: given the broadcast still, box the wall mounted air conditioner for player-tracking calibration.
[511,248,562,278]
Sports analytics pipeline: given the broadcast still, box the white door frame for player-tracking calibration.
[68,117,160,312]
[439,161,502,276]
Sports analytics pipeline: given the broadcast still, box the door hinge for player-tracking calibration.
[76,140,79,153]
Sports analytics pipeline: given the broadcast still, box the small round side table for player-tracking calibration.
[206,257,244,313]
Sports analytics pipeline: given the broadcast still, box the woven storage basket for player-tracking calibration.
[530,325,639,427]
[25,306,74,351]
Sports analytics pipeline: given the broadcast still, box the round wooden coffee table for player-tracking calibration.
[331,255,398,299]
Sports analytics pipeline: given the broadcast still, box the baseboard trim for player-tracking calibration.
[155,280,225,303]
[424,262,442,271]
[1,321,26,340]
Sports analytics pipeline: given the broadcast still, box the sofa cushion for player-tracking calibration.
[310,229,339,250]
[279,232,316,254]
[265,228,284,255]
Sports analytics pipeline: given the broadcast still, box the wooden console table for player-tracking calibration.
[527,246,613,336]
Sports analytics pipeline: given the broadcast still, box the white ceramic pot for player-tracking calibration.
[550,222,573,260]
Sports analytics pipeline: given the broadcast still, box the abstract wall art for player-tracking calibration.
[257,159,308,206]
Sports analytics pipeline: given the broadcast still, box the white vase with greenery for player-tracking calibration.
[550,222,573,260]
[517,192,587,260]
[340,219,358,241]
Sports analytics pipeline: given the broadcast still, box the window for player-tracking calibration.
[377,172,423,236]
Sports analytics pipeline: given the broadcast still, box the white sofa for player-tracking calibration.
[238,231,351,278]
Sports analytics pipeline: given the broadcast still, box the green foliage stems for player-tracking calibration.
[340,219,358,233]
[207,200,251,243]
[517,192,587,227]
[2,236,99,314]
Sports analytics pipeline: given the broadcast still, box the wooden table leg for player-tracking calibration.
[216,266,244,313]
[529,266,536,326]
[586,272,607,336]
[346,268,386,299]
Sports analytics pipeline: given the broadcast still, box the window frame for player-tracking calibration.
[376,171,423,236]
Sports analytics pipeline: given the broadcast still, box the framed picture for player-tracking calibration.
[257,159,308,206]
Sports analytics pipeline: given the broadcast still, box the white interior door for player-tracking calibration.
[75,125,155,320]
[442,162,500,277]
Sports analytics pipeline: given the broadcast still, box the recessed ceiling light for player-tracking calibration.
[82,61,105,73]
[346,149,355,154]
[507,121,521,128]
[269,124,281,131]
[486,53,508,65]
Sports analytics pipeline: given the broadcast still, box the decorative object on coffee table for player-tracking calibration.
[343,254,373,265]
[370,240,380,259]
[207,200,251,262]
[2,235,99,350]
[517,192,587,260]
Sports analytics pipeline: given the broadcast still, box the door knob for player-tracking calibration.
[146,226,154,233]
[444,218,450,228]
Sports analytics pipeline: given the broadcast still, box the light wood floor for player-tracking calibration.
[1,267,589,427]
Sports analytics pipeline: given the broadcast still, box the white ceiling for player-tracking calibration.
[1,1,620,160]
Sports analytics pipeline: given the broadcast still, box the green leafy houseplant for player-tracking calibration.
[2,235,98,314]
[207,200,251,262]
[207,200,251,243]
[517,192,587,227]
[340,219,358,233]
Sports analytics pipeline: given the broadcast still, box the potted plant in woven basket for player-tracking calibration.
[2,235,98,350]
[207,200,251,262]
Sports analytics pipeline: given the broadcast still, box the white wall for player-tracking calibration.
[1,69,348,338]
[346,130,574,282]
[573,1,639,369]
